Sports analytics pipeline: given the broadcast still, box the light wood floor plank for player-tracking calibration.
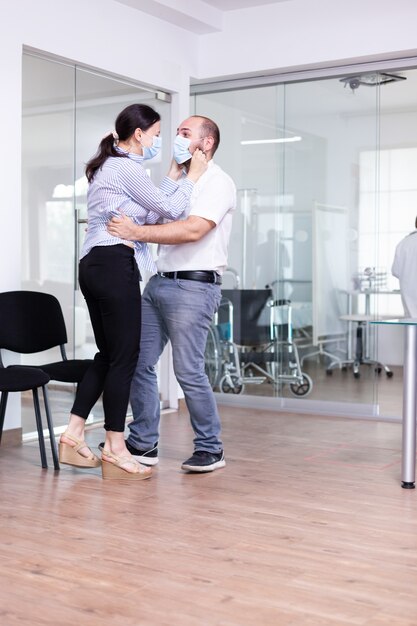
[1,406,417,625]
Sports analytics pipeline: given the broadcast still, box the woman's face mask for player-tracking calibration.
[142,133,162,160]
[173,135,193,164]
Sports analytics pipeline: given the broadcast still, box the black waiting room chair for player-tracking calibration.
[0,363,58,469]
[0,290,93,468]
[0,290,93,384]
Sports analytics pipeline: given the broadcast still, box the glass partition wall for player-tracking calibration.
[21,54,417,428]
[194,68,417,418]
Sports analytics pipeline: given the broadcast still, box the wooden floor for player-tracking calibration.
[1,405,417,625]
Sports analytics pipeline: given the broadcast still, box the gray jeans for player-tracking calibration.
[128,273,223,454]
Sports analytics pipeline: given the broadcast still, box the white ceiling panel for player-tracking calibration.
[115,0,223,33]
[203,0,291,9]
[114,0,292,34]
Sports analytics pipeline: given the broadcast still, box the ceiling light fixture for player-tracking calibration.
[241,136,302,145]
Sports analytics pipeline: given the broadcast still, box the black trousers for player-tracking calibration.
[71,245,141,432]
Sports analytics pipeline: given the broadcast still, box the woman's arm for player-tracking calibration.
[118,150,206,221]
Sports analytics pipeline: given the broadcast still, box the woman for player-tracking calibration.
[58,103,207,480]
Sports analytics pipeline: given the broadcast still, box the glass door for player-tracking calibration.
[22,53,171,433]
[281,76,380,408]
[73,69,171,422]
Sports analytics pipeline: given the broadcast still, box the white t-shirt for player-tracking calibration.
[156,160,236,275]
[392,230,417,317]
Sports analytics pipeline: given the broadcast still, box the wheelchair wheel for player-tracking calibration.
[204,324,222,389]
[289,373,313,397]
[219,374,244,394]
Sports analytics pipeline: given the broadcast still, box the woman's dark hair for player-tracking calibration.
[85,104,161,182]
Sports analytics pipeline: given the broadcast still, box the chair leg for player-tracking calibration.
[32,388,48,469]
[0,391,9,445]
[42,385,60,470]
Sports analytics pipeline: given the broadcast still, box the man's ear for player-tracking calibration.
[203,135,215,153]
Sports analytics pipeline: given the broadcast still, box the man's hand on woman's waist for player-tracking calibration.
[107,213,215,245]
[107,214,139,241]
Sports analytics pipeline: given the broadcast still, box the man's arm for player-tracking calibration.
[107,213,215,244]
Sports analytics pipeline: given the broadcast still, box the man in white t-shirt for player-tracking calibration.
[108,115,236,472]
[392,217,417,317]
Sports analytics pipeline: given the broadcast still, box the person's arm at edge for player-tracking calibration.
[107,213,215,244]
[391,242,401,278]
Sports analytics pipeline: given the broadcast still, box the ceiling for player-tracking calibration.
[114,0,292,33]
[202,0,291,9]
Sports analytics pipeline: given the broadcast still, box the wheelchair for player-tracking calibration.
[205,289,313,397]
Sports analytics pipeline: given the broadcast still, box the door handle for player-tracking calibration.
[74,218,88,288]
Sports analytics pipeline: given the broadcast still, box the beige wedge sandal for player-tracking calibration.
[101,448,152,480]
[59,432,101,468]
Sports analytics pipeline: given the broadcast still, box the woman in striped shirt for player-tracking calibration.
[59,103,207,480]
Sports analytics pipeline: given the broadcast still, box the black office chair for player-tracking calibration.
[0,357,59,470]
[0,290,94,468]
[0,291,93,383]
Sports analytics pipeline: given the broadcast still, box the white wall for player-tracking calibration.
[197,0,417,80]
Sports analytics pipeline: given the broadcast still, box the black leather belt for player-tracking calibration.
[158,271,222,285]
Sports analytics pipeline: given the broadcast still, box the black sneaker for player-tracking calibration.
[181,450,226,473]
[98,441,159,466]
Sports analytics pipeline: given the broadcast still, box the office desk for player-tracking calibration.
[372,318,417,489]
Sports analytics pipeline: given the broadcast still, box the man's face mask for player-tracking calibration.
[142,134,162,160]
[173,135,193,164]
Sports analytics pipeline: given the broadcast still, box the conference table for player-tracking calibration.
[371,318,417,489]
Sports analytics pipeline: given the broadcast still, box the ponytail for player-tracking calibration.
[85,133,124,182]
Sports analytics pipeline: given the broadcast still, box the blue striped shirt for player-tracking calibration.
[80,148,194,273]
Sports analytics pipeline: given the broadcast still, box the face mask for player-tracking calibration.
[173,135,193,164]
[142,135,162,160]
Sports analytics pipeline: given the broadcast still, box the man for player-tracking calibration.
[392,217,417,317]
[107,115,236,472]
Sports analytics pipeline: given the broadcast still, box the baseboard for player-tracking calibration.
[1,427,22,447]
